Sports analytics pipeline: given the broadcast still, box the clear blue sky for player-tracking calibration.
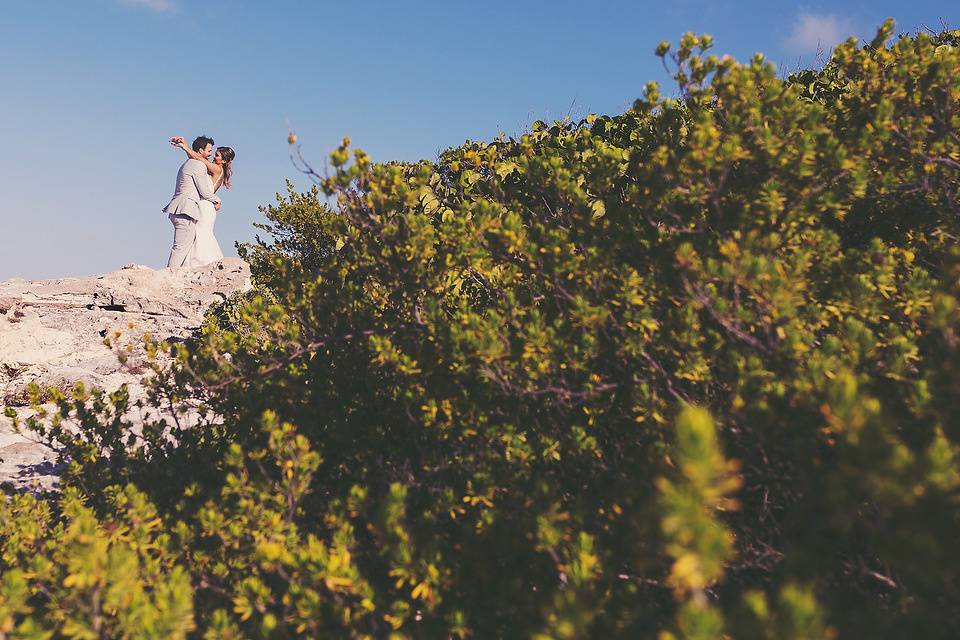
[1,1,953,279]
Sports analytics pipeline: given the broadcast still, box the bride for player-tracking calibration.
[169,136,236,267]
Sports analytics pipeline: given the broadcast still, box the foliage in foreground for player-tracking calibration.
[3,21,960,638]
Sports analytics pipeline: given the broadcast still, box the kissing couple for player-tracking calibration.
[162,135,236,268]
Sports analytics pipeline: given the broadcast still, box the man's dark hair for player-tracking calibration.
[192,135,215,152]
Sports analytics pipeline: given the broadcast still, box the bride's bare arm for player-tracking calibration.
[170,137,223,179]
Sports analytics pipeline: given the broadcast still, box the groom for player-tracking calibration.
[163,135,221,268]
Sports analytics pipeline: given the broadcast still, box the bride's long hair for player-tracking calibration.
[217,146,236,188]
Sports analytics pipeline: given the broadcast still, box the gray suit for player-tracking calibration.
[163,159,221,268]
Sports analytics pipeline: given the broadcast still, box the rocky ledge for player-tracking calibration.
[0,259,251,490]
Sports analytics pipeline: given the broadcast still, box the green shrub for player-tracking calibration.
[0,486,194,638]
[5,21,960,638]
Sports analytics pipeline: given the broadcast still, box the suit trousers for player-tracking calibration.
[167,213,198,268]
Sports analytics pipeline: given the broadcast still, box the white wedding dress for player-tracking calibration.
[187,172,224,267]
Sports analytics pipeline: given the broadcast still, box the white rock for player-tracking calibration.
[0,259,251,491]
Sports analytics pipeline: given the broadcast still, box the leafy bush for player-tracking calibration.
[4,21,960,638]
[0,486,194,638]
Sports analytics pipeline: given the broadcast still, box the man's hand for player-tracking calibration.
[215,202,221,211]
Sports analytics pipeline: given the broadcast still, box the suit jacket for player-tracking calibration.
[162,159,221,220]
